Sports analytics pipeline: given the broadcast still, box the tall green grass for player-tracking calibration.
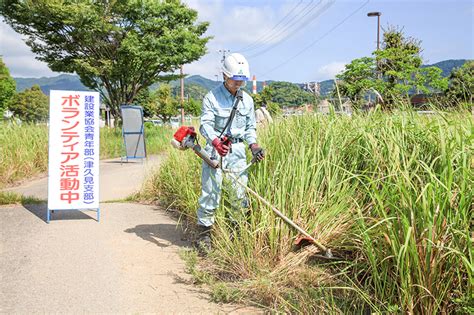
[0,123,173,188]
[0,124,48,188]
[99,124,173,159]
[141,110,473,313]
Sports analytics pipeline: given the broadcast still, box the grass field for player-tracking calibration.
[0,123,173,189]
[139,109,473,313]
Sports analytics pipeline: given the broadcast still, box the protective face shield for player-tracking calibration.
[222,53,250,82]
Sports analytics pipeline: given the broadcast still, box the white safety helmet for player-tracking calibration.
[222,53,250,81]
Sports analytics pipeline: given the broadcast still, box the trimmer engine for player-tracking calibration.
[171,126,219,169]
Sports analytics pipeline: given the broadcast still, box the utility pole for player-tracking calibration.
[180,65,184,125]
[218,49,230,63]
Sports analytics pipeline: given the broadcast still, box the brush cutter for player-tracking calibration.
[171,126,219,169]
[171,126,333,259]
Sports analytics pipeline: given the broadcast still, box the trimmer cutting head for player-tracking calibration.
[294,235,334,259]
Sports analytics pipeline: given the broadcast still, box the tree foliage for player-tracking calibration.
[8,85,48,122]
[147,84,179,122]
[1,0,210,120]
[0,57,16,116]
[446,60,473,104]
[172,82,207,101]
[267,81,315,108]
[136,83,202,118]
[336,27,448,109]
[335,57,376,104]
[183,97,201,117]
[251,86,281,116]
[134,88,153,117]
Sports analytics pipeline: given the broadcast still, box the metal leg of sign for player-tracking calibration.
[97,208,100,222]
[47,209,50,223]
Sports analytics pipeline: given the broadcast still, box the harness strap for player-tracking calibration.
[219,90,243,138]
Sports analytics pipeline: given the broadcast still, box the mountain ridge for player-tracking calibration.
[13,59,468,97]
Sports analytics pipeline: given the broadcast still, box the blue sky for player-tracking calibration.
[1,0,472,83]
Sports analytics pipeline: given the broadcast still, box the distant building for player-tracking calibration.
[317,99,331,114]
[301,82,320,97]
[281,104,314,116]
[341,100,353,115]
[317,98,352,115]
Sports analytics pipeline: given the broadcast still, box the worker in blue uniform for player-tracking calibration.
[196,53,265,253]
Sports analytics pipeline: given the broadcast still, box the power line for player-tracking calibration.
[240,0,313,53]
[258,0,370,79]
[239,0,305,52]
[218,49,230,63]
[247,0,334,59]
[245,0,328,56]
[242,1,330,55]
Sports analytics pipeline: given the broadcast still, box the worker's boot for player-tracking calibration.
[195,225,212,255]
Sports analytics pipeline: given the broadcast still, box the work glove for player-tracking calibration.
[249,143,265,162]
[212,138,231,157]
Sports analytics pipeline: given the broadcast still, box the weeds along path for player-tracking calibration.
[0,156,261,313]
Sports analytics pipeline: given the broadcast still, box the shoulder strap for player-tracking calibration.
[219,90,243,138]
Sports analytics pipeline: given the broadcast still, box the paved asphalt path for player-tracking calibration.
[2,155,165,202]
[0,156,261,314]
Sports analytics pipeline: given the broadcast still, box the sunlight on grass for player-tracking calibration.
[142,109,473,313]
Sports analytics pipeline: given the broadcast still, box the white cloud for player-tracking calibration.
[182,0,301,80]
[0,1,334,81]
[184,0,223,22]
[4,56,57,78]
[185,55,222,80]
[314,62,347,81]
[0,20,62,78]
[185,0,294,46]
[216,6,283,45]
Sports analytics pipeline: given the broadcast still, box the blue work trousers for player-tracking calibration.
[197,142,249,227]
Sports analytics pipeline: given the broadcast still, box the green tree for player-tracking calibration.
[268,81,315,108]
[251,86,281,116]
[172,83,207,101]
[375,27,447,104]
[134,88,153,118]
[9,85,48,122]
[183,97,201,117]
[1,0,210,121]
[446,60,473,104]
[335,57,377,104]
[148,84,179,123]
[336,27,448,109]
[0,57,16,117]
